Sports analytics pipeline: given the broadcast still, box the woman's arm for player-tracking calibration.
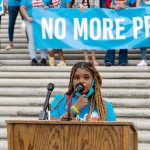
[136,0,141,6]
[66,2,72,8]
[50,94,88,121]
[20,6,33,22]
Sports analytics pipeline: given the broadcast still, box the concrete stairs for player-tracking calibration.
[0,15,150,150]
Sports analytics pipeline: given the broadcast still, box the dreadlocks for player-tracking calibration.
[66,62,107,121]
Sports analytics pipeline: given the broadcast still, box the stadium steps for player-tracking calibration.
[0,14,150,150]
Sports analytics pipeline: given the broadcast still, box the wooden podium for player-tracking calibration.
[6,120,138,150]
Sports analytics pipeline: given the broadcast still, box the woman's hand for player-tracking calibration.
[27,17,33,23]
[4,6,9,14]
[79,4,85,12]
[44,6,49,9]
[111,5,121,10]
[119,3,126,9]
[80,6,85,12]
[74,94,88,111]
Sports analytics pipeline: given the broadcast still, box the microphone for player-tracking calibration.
[74,83,84,93]
[39,83,54,120]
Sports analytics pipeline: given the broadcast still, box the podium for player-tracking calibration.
[6,120,138,150]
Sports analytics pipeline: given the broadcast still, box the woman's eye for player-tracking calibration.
[85,76,90,80]
[74,76,79,80]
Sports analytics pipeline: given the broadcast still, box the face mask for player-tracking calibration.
[75,80,95,98]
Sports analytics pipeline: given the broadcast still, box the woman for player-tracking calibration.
[5,0,21,50]
[20,0,47,66]
[50,62,116,121]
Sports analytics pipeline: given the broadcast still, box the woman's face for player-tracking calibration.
[73,68,93,94]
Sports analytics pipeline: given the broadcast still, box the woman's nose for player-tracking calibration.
[79,80,84,85]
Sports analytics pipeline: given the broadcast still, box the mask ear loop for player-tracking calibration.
[86,80,95,98]
[91,80,94,87]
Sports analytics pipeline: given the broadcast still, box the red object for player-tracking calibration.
[106,0,135,8]
[32,0,44,7]
[106,0,111,8]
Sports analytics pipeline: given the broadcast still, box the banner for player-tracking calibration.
[0,0,3,15]
[33,7,150,50]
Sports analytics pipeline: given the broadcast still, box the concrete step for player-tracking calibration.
[0,48,150,54]
[0,88,150,98]
[109,98,150,108]
[116,108,150,118]
[138,130,150,143]
[0,43,27,49]
[0,34,26,38]
[0,128,6,139]
[1,39,27,43]
[0,72,149,79]
[0,140,7,150]
[0,97,45,107]
[0,66,149,72]
[117,118,150,130]
[0,97,150,108]
[0,116,38,127]
[0,141,149,150]
[0,79,150,88]
[0,53,149,59]
[1,24,26,29]
[0,106,41,116]
[0,30,26,34]
[0,106,149,118]
[1,15,21,21]
[1,19,21,24]
[138,143,150,150]
[0,59,150,66]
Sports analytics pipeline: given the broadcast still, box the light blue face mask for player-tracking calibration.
[75,80,95,98]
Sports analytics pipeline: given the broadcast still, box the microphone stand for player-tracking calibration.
[61,93,74,121]
[67,105,72,121]
[67,93,75,121]
[39,91,51,120]
[39,83,54,120]
[61,106,72,121]
[48,103,51,120]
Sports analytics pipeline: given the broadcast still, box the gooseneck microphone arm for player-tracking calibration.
[39,83,54,120]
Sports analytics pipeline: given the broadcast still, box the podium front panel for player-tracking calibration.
[6,121,138,150]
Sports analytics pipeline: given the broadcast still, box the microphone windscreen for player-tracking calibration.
[75,83,84,93]
[47,83,54,91]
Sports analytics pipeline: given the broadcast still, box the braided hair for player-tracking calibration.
[66,62,107,121]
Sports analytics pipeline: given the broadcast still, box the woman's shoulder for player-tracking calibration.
[52,93,66,102]
[51,93,66,106]
[54,93,65,99]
